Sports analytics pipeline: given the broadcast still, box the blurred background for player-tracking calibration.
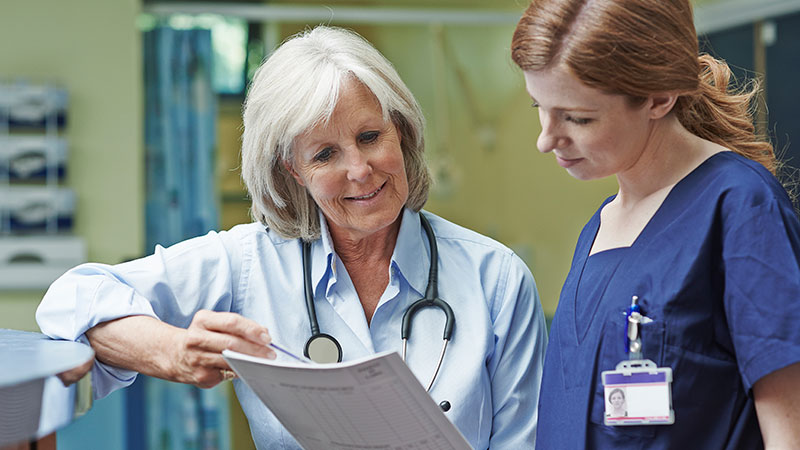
[1,0,797,448]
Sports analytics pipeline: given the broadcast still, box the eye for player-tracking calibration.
[566,115,593,125]
[359,131,380,144]
[531,101,540,108]
[314,147,334,162]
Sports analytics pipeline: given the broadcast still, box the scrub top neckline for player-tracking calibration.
[565,151,730,347]
[587,151,731,256]
[573,246,628,343]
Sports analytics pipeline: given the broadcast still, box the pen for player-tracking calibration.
[270,342,313,364]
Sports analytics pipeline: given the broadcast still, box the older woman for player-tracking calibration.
[37,26,547,449]
[511,0,800,448]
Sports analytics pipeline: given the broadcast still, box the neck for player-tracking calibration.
[326,214,403,325]
[615,114,722,208]
[328,216,402,267]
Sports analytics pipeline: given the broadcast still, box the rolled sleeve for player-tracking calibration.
[35,229,241,399]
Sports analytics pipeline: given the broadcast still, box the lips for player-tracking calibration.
[346,182,385,200]
[555,155,582,168]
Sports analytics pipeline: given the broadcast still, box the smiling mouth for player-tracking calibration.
[347,182,385,200]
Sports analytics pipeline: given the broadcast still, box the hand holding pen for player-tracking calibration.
[171,310,281,386]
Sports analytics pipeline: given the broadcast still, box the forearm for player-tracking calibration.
[754,361,800,449]
[86,315,183,382]
[87,310,276,388]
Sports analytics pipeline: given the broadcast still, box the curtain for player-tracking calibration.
[137,27,229,450]
[144,27,218,250]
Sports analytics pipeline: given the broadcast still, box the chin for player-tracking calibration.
[566,167,611,181]
[341,210,403,237]
[566,169,594,181]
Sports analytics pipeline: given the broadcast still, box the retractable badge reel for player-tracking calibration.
[601,296,674,426]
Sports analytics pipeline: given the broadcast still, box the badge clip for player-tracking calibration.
[626,296,643,360]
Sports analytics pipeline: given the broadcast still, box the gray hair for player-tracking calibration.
[241,26,430,240]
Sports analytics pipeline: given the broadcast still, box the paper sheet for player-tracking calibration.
[222,349,472,450]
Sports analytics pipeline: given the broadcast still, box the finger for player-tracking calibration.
[57,358,94,386]
[200,368,236,388]
[212,329,277,359]
[186,327,276,360]
[219,369,237,381]
[192,311,272,346]
[193,364,234,388]
[178,350,239,388]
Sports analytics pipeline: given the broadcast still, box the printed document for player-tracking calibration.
[222,349,471,450]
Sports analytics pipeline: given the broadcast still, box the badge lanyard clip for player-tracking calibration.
[626,295,643,360]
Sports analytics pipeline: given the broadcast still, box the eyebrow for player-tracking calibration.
[296,120,387,152]
[531,97,598,113]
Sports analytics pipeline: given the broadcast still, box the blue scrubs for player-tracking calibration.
[537,152,800,449]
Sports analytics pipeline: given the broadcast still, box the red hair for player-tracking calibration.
[511,0,776,173]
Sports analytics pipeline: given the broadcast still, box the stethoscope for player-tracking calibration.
[301,213,455,394]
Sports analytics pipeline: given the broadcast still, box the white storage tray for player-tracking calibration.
[0,186,75,232]
[0,136,68,180]
[0,235,86,289]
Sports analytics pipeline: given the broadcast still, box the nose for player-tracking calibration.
[344,146,372,182]
[536,111,567,154]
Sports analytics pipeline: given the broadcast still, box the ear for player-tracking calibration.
[647,92,679,120]
[283,159,305,186]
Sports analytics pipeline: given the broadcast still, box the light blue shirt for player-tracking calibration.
[37,208,547,449]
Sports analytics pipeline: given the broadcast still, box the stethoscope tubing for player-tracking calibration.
[403,337,449,392]
[301,213,455,392]
[401,214,455,341]
[302,239,321,336]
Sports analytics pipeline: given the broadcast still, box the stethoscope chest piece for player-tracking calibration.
[304,333,342,363]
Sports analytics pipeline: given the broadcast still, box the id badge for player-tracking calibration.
[601,359,674,426]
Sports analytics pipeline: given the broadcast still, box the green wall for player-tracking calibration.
[0,0,143,331]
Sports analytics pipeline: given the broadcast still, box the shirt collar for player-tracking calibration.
[391,208,429,298]
[311,211,335,292]
[311,208,430,299]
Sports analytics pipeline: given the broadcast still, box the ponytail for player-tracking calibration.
[675,54,776,174]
